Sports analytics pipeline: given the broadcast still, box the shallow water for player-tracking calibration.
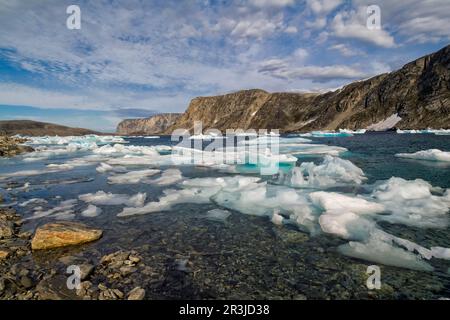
[1,132,450,299]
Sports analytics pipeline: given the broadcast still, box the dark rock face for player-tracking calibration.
[164,45,449,133]
[116,113,182,135]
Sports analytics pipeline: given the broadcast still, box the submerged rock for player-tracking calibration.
[31,222,103,250]
[0,250,9,260]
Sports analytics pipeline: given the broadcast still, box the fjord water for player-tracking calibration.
[1,132,449,299]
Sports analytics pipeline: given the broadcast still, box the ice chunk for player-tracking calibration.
[118,187,219,217]
[19,198,48,207]
[79,191,146,207]
[280,155,365,188]
[147,169,183,185]
[339,129,366,134]
[371,177,450,228]
[271,211,284,225]
[395,149,450,162]
[338,238,434,272]
[310,191,384,215]
[300,131,353,138]
[205,208,231,223]
[26,199,78,220]
[81,204,102,217]
[107,169,160,184]
[431,247,450,260]
[96,163,127,173]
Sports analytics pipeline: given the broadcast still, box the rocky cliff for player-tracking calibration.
[164,44,449,133]
[116,113,182,135]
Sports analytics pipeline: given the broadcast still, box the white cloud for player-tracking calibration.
[329,44,364,57]
[248,0,295,8]
[351,0,450,44]
[307,0,343,15]
[331,9,396,48]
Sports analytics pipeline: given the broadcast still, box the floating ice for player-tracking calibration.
[370,177,450,228]
[430,247,450,260]
[19,198,48,207]
[107,169,160,184]
[271,211,284,225]
[24,135,126,146]
[279,155,366,188]
[338,237,433,272]
[96,162,127,173]
[300,131,353,138]
[147,169,183,185]
[79,191,146,207]
[205,208,231,223]
[26,199,78,220]
[397,129,450,135]
[118,187,219,217]
[395,149,450,162]
[339,129,366,134]
[81,204,102,217]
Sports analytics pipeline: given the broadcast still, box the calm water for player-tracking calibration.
[1,132,449,299]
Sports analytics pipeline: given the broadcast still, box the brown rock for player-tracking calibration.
[31,222,102,250]
[127,287,145,300]
[0,220,14,239]
[0,249,10,260]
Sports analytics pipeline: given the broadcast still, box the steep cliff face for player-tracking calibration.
[116,113,182,135]
[164,44,449,133]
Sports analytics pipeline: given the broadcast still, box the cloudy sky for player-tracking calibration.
[0,0,449,131]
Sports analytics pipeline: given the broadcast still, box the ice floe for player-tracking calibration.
[205,208,231,223]
[300,131,353,138]
[81,204,102,217]
[396,149,450,162]
[79,191,146,207]
[107,169,160,184]
[25,199,78,220]
[397,129,450,135]
[23,135,126,146]
[147,168,183,185]
[279,155,366,188]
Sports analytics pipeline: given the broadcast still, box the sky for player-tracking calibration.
[0,0,449,132]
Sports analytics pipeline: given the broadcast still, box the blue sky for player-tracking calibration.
[0,0,449,132]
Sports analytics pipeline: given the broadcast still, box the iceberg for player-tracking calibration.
[395,149,450,162]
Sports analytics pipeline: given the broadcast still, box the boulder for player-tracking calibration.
[127,287,145,300]
[31,222,102,250]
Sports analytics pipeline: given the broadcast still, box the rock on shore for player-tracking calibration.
[31,222,103,250]
[0,135,34,157]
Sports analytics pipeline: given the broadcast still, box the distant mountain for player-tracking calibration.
[161,44,449,133]
[0,120,100,136]
[116,113,182,135]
